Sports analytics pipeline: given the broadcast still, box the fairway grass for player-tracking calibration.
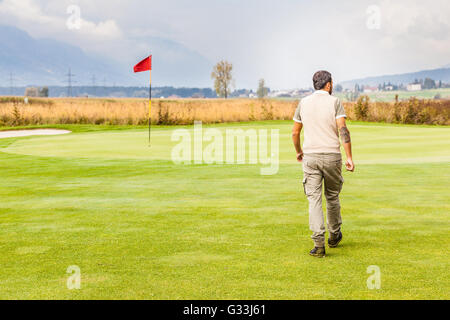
[0,121,449,299]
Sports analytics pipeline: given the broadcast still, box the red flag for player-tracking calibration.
[134,55,152,73]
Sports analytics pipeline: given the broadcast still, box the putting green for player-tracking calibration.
[3,122,450,164]
[0,121,449,299]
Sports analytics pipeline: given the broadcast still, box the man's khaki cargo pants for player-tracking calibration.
[302,153,344,247]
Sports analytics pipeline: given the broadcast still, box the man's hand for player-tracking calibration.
[345,157,355,172]
[296,151,304,162]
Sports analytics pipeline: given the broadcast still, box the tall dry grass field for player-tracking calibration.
[344,96,450,125]
[0,97,297,126]
[0,96,448,127]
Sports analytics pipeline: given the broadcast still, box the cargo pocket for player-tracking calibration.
[302,177,307,195]
[302,176,312,196]
[339,175,344,192]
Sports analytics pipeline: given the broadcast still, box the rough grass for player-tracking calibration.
[0,121,448,299]
[0,98,297,126]
[344,96,450,125]
[0,97,448,127]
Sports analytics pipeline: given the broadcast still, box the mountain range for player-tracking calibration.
[0,25,212,87]
[1,24,449,91]
[340,66,450,89]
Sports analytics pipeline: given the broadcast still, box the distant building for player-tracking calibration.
[363,86,378,93]
[407,83,422,91]
[191,93,205,99]
[267,89,312,98]
[291,89,304,98]
[269,90,290,98]
[385,85,394,91]
[271,91,292,98]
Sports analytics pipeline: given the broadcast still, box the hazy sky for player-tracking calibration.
[1,0,449,89]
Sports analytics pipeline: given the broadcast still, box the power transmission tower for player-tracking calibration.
[65,68,76,97]
[8,72,16,96]
[91,74,96,96]
[103,77,107,97]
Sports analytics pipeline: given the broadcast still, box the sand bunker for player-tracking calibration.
[0,129,71,139]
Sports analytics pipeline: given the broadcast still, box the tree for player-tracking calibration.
[211,60,233,98]
[39,86,49,97]
[25,87,38,97]
[334,84,343,93]
[423,78,436,90]
[257,79,269,98]
[355,95,370,120]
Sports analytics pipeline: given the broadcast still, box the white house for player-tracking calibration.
[407,83,422,91]
[363,86,378,93]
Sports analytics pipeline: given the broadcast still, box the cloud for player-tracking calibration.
[0,0,122,42]
[0,0,53,24]
[0,0,449,88]
[379,0,450,39]
[79,19,122,38]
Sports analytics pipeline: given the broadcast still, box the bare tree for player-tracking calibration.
[211,60,233,98]
[257,79,269,98]
[24,87,39,97]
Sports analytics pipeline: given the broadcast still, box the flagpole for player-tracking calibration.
[148,67,152,147]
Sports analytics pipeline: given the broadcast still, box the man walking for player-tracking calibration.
[292,70,354,258]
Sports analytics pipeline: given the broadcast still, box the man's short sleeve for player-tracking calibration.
[293,101,302,123]
[335,98,346,119]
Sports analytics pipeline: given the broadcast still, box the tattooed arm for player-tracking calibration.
[292,122,303,162]
[336,117,355,172]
